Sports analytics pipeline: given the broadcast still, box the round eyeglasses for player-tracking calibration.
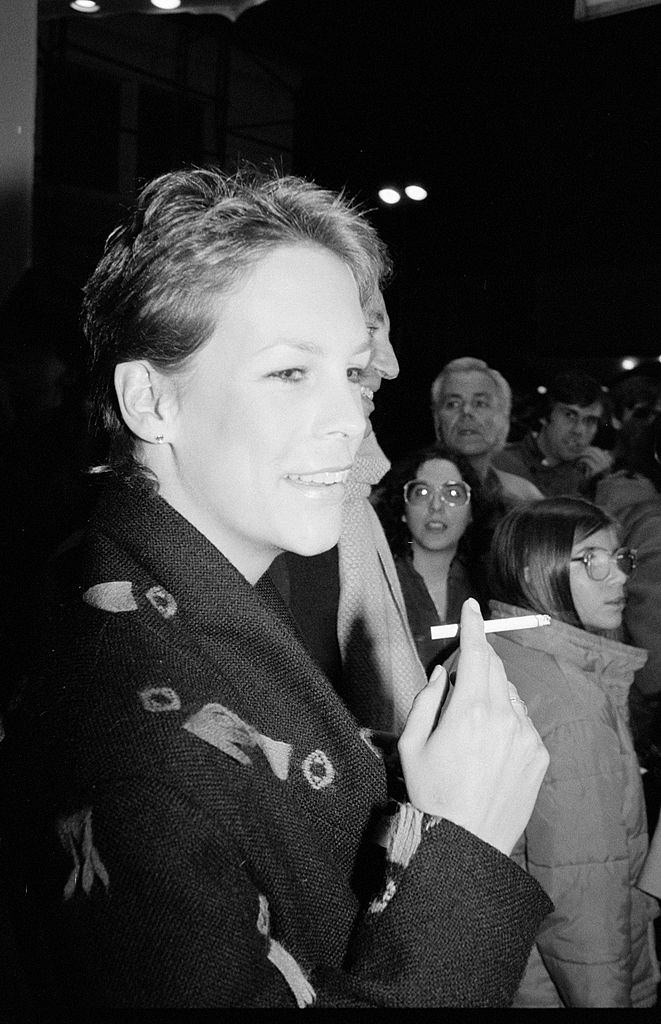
[403,479,471,508]
[570,546,637,581]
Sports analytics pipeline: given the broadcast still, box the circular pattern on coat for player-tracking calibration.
[301,749,336,790]
[138,686,181,713]
[145,585,177,619]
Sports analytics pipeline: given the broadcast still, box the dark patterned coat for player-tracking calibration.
[4,479,552,1008]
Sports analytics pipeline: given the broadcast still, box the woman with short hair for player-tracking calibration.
[2,166,551,1009]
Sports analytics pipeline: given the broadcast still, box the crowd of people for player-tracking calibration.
[0,164,660,1008]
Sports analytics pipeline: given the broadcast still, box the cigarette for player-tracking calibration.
[430,613,551,640]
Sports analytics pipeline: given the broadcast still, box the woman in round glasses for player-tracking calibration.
[372,445,490,673]
[454,496,659,1007]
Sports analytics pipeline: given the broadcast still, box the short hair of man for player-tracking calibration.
[542,372,607,422]
[430,357,512,449]
[488,496,618,629]
[83,164,392,479]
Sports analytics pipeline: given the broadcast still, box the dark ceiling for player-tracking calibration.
[33,0,661,445]
[234,0,661,262]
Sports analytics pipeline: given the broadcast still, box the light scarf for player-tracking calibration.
[336,431,428,733]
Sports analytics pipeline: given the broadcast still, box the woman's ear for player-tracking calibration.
[114,360,173,444]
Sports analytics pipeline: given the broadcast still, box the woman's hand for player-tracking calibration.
[398,598,549,856]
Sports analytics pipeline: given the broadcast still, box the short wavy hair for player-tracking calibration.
[83,164,392,479]
[489,496,619,628]
[430,356,512,451]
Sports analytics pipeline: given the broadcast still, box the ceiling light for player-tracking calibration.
[536,385,548,394]
[404,185,428,201]
[621,357,639,371]
[378,188,401,205]
[69,1,100,11]
[151,0,182,10]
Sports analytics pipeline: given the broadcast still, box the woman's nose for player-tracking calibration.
[609,560,628,585]
[319,379,365,440]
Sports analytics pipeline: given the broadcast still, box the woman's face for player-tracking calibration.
[569,525,627,631]
[153,244,369,583]
[404,458,472,554]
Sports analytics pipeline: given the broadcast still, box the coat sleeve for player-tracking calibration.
[520,716,637,1007]
[46,782,552,1008]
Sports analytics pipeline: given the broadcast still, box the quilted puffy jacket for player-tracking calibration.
[448,602,660,1007]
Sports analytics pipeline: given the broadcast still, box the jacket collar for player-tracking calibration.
[489,600,647,685]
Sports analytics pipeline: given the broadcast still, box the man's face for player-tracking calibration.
[540,401,603,463]
[359,291,399,434]
[434,370,505,458]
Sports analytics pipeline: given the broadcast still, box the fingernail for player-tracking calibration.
[430,665,444,682]
[467,597,480,612]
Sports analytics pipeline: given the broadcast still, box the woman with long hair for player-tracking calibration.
[445,496,659,1006]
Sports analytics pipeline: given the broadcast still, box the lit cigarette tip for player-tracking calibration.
[430,613,551,640]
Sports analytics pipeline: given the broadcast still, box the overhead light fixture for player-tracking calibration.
[378,188,401,205]
[404,185,428,201]
[574,0,661,20]
[621,357,639,371]
[69,0,100,11]
[151,0,182,10]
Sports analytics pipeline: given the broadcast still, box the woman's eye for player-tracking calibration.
[347,366,367,384]
[270,368,305,382]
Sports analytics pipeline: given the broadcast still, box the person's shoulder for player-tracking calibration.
[492,434,537,473]
[493,467,543,502]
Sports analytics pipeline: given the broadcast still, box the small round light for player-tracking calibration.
[378,188,401,205]
[69,1,100,11]
[151,0,182,8]
[536,385,547,395]
[404,184,428,201]
[621,357,638,371]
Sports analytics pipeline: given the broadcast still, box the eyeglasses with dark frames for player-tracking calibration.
[403,479,471,508]
[570,546,637,581]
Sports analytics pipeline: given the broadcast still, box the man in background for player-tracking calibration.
[493,371,612,497]
[431,356,542,508]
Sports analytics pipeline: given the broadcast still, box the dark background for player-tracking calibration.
[25,0,661,455]
[248,0,661,453]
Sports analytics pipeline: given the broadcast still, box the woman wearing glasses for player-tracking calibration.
[372,445,490,674]
[449,496,659,1006]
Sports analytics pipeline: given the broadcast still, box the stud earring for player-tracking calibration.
[155,434,165,444]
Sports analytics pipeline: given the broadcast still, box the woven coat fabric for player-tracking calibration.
[336,432,428,732]
[4,481,552,1008]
